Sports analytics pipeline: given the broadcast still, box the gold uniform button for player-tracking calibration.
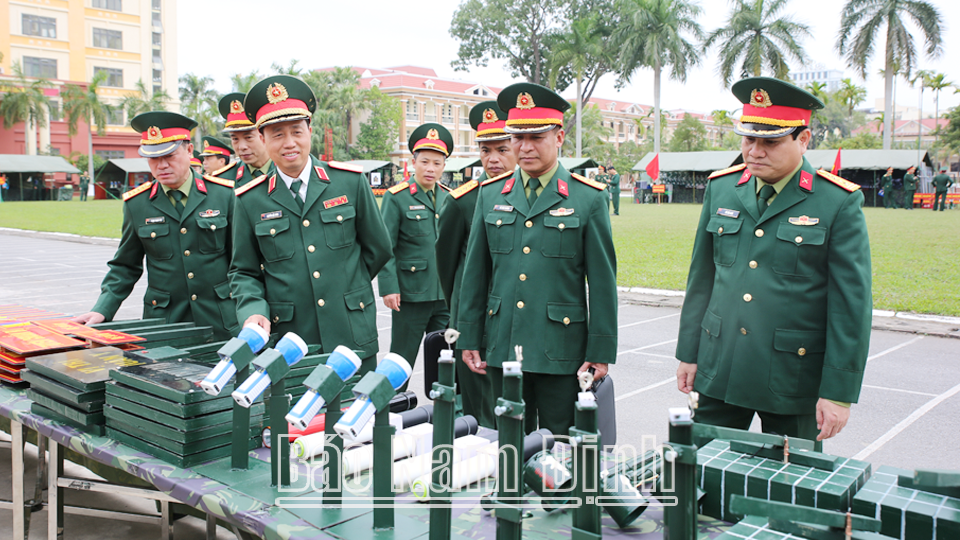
[740,328,747,335]
[558,223,565,230]
[273,315,280,323]
[496,219,502,226]
[517,301,524,309]
[184,250,191,257]
[359,302,365,309]
[260,264,265,271]
[743,293,752,302]
[180,228,187,234]
[519,274,527,281]
[308,245,316,253]
[303,219,310,227]
[523,246,531,254]
[755,229,764,238]
[150,232,156,238]
[313,271,320,279]
[187,272,194,279]
[337,215,343,222]
[416,215,421,220]
[270,228,276,235]
[525,220,533,228]
[410,266,416,272]
[317,299,325,307]
[191,294,197,301]
[795,236,803,243]
[798,347,807,357]
[718,227,723,234]
[151,300,157,306]
[488,309,494,315]
[749,260,758,269]
[210,224,217,231]
[563,317,571,326]
[435,213,440,219]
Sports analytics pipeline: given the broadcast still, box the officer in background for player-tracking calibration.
[675,77,872,447]
[230,75,392,374]
[436,101,517,428]
[191,151,203,176]
[903,166,918,209]
[78,173,90,201]
[931,167,953,211]
[458,83,618,435]
[881,167,895,209]
[199,136,233,177]
[607,164,621,215]
[378,123,453,379]
[72,112,239,338]
[214,93,272,187]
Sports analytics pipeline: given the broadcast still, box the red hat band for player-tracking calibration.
[506,107,564,127]
[413,138,448,155]
[226,112,253,128]
[477,119,507,137]
[255,98,310,126]
[141,126,191,145]
[203,146,230,156]
[740,103,811,128]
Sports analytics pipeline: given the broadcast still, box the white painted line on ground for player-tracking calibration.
[615,375,677,402]
[635,351,676,360]
[861,384,938,397]
[377,327,391,332]
[617,339,677,356]
[853,381,960,461]
[866,336,924,362]
[618,312,680,329]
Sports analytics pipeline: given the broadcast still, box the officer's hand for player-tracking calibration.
[71,312,105,326]
[578,362,608,380]
[244,314,271,335]
[383,294,401,312]
[676,362,697,394]
[462,350,486,374]
[816,399,850,441]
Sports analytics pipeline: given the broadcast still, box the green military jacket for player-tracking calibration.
[377,178,449,302]
[230,156,392,357]
[608,173,621,193]
[92,171,239,338]
[932,173,953,192]
[881,173,894,190]
[675,159,872,415]
[436,174,484,329]
[457,164,618,374]
[903,173,918,191]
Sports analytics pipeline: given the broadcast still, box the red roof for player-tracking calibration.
[854,118,947,136]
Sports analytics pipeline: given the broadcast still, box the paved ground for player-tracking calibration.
[0,231,958,539]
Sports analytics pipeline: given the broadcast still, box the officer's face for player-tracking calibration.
[202,155,227,175]
[262,120,312,177]
[511,127,564,178]
[478,140,517,177]
[148,143,193,189]
[741,129,811,182]
[413,150,445,190]
[229,130,270,169]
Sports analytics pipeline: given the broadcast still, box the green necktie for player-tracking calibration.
[290,179,304,210]
[758,184,776,216]
[253,169,265,178]
[528,176,540,207]
[428,189,435,207]
[170,189,183,217]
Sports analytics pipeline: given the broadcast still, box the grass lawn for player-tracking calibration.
[2,198,958,316]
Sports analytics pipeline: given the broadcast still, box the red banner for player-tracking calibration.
[645,154,660,181]
[831,147,842,175]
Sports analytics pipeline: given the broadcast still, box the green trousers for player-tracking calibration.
[610,190,620,214]
[904,190,915,209]
[934,191,948,211]
[488,367,580,437]
[455,348,496,428]
[693,393,823,451]
[883,189,895,208]
[388,299,449,389]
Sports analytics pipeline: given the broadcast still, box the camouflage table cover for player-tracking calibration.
[1,386,730,539]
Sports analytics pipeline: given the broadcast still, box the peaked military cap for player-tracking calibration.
[219,92,255,132]
[408,123,453,157]
[497,82,570,134]
[732,76,824,138]
[199,136,233,157]
[469,101,510,142]
[191,150,202,167]
[131,111,197,158]
[243,75,316,129]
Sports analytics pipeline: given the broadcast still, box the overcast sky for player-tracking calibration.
[178,0,960,116]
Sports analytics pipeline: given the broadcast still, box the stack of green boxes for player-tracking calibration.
[852,466,960,539]
[698,439,872,522]
[104,361,265,467]
[714,515,804,539]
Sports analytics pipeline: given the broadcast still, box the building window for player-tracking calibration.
[96,149,125,160]
[424,103,436,123]
[93,0,122,10]
[22,14,57,38]
[405,101,418,122]
[23,57,57,79]
[442,104,453,124]
[94,67,123,87]
[152,69,162,83]
[152,32,162,47]
[153,85,162,95]
[152,50,162,64]
[104,108,124,126]
[152,0,161,10]
[152,12,161,27]
[93,28,122,50]
[48,100,60,122]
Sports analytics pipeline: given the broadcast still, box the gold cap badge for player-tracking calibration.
[517,92,535,109]
[267,82,289,105]
[230,100,243,113]
[749,88,772,108]
[426,128,440,140]
[483,108,499,123]
[146,126,162,142]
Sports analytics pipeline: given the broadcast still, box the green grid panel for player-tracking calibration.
[853,466,960,540]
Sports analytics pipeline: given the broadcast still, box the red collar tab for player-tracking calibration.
[502,176,516,194]
[195,175,207,194]
[149,181,159,199]
[409,182,418,195]
[558,178,569,197]
[236,164,245,181]
[799,170,813,191]
[738,169,752,186]
[314,166,329,181]
[268,175,277,193]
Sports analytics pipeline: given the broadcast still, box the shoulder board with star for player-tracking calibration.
[817,170,860,192]
[388,181,409,195]
[235,174,266,196]
[572,173,607,190]
[480,170,513,186]
[438,183,452,192]
[203,175,235,189]
[328,161,363,173]
[708,163,747,179]
[211,160,239,177]
[449,180,479,199]
[122,181,152,202]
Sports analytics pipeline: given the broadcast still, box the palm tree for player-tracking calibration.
[271,60,302,77]
[178,73,219,145]
[837,78,868,114]
[62,70,112,183]
[805,81,829,104]
[231,71,262,93]
[551,16,606,158]
[303,67,369,157]
[705,0,810,87]
[616,0,703,155]
[924,72,953,145]
[120,79,170,118]
[0,61,50,155]
[836,0,943,150]
[710,109,733,128]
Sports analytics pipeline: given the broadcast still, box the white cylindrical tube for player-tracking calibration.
[286,389,325,432]
[410,453,497,501]
[393,449,462,492]
[334,396,376,440]
[232,369,270,408]
[341,433,419,475]
[200,358,236,396]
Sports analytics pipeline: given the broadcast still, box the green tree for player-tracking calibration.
[932,105,960,167]
[811,97,868,149]
[178,73,219,145]
[120,79,169,118]
[62,70,112,184]
[710,109,734,127]
[561,103,611,158]
[836,0,943,150]
[351,87,402,160]
[231,71,262,93]
[0,61,50,155]
[302,67,370,159]
[616,0,703,155]
[923,72,953,145]
[667,114,708,152]
[550,16,606,158]
[805,81,829,104]
[705,0,810,87]
[837,78,868,114]
[271,60,302,77]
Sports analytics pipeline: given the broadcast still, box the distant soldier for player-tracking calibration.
[931,167,953,211]
[881,167,895,209]
[190,151,203,175]
[214,93,272,188]
[78,173,90,201]
[607,164,621,215]
[199,136,233,176]
[903,166,918,209]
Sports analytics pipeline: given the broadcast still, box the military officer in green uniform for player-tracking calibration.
[607,164,621,215]
[78,173,90,201]
[436,101,517,428]
[903,166,918,209]
[881,167,895,209]
[72,112,239,339]
[199,136,233,177]
[675,77,872,447]
[191,151,203,175]
[230,75,392,374]
[378,123,453,380]
[932,167,953,211]
[458,83,618,435]
[213,93,272,187]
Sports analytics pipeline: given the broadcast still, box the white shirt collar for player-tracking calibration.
[276,161,311,201]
